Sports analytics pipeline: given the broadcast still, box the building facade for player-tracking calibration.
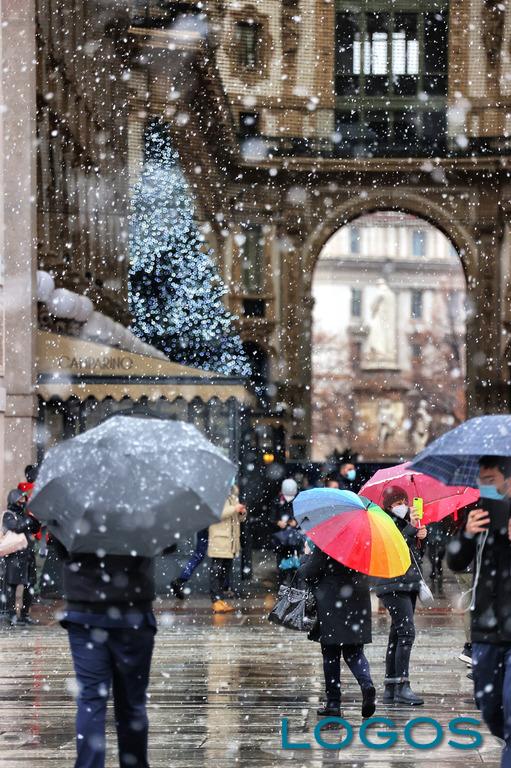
[1,0,511,499]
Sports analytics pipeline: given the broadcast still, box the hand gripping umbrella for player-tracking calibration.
[29,416,236,556]
[293,488,410,578]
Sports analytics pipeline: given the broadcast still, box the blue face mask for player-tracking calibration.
[347,469,356,482]
[478,483,507,501]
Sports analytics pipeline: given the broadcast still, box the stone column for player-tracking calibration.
[1,0,38,497]
[469,224,507,414]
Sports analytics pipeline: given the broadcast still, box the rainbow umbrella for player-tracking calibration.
[293,488,410,578]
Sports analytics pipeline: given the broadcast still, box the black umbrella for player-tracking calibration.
[30,416,235,556]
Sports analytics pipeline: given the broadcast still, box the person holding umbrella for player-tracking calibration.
[375,485,427,706]
[293,488,411,719]
[29,416,237,768]
[446,455,511,768]
[298,541,376,719]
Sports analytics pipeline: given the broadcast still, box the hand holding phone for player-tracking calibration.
[466,508,490,535]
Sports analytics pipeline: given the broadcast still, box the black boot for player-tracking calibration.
[361,685,376,718]
[394,682,424,706]
[317,700,341,717]
[170,579,186,600]
[17,614,38,626]
[383,683,395,704]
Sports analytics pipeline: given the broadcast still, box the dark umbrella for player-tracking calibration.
[29,416,235,556]
[410,415,511,487]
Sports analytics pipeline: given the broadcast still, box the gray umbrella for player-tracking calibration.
[410,414,511,487]
[30,416,236,556]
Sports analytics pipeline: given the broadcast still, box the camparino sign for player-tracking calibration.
[282,717,483,751]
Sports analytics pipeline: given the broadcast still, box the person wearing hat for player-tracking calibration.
[1,489,41,626]
[274,479,299,529]
[374,484,427,706]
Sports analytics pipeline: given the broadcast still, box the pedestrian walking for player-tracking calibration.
[208,487,247,613]
[1,489,40,626]
[56,540,157,768]
[338,460,358,492]
[170,527,209,599]
[375,485,427,706]
[447,455,511,768]
[298,543,376,719]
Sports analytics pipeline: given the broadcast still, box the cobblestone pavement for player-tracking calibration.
[0,571,504,767]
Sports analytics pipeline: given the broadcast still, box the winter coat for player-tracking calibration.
[1,507,40,586]
[374,509,423,597]
[447,507,511,644]
[53,539,155,612]
[208,493,247,560]
[298,547,372,646]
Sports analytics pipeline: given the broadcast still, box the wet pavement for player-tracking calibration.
[0,566,504,767]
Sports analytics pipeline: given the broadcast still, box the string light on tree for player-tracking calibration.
[129,122,249,376]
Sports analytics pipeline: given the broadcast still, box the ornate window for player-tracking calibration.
[236,20,261,70]
[241,225,264,293]
[334,1,448,156]
[227,8,271,84]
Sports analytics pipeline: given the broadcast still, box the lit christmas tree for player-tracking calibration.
[129,122,250,376]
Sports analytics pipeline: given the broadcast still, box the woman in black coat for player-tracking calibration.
[298,545,375,718]
[374,485,427,706]
[1,489,40,625]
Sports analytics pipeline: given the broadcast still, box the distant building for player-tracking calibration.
[312,213,466,461]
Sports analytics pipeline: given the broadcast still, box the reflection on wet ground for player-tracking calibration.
[0,570,503,767]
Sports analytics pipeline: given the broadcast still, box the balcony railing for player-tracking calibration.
[238,133,511,161]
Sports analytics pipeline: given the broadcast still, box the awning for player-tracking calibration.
[35,331,252,404]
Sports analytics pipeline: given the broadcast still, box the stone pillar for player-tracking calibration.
[470,224,507,414]
[1,0,38,497]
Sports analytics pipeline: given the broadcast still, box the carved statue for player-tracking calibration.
[410,399,432,453]
[362,279,398,369]
[377,399,399,451]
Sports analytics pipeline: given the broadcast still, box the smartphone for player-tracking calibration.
[413,497,424,520]
[480,498,510,533]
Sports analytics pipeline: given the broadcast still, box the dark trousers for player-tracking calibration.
[67,623,155,768]
[473,642,511,768]
[380,591,417,683]
[3,583,33,618]
[320,642,373,704]
[428,540,446,580]
[179,528,209,582]
[209,558,233,602]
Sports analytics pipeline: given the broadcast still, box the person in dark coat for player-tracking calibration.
[298,545,375,719]
[1,489,40,625]
[338,461,359,492]
[53,539,156,768]
[446,456,511,768]
[374,485,427,706]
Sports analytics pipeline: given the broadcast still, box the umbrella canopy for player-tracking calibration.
[30,416,235,556]
[410,415,511,487]
[360,462,480,524]
[293,488,410,578]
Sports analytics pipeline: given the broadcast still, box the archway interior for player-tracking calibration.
[311,210,467,463]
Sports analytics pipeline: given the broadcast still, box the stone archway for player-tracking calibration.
[293,189,484,457]
[303,189,478,281]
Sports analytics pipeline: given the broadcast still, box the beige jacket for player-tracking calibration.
[207,493,247,559]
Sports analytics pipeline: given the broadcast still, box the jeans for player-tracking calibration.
[320,642,373,704]
[473,642,511,768]
[67,622,155,768]
[209,558,233,602]
[380,591,417,682]
[179,528,209,582]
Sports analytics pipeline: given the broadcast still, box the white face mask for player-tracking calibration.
[392,504,408,519]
